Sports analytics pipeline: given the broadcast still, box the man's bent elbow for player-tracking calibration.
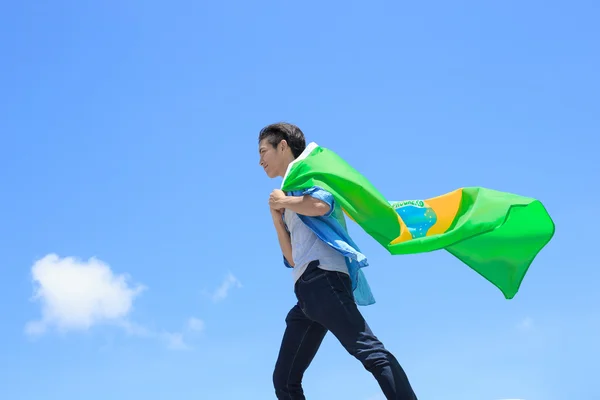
[298,196,331,216]
[314,201,331,216]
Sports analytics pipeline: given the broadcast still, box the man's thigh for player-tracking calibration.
[299,271,378,351]
[273,304,328,381]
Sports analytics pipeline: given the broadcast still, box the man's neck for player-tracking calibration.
[279,155,296,177]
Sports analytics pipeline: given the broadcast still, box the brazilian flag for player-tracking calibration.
[281,143,555,299]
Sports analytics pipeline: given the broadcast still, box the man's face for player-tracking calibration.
[258,138,284,178]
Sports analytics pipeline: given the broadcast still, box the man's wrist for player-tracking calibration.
[271,210,285,224]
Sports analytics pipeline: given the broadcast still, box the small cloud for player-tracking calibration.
[25,254,145,335]
[517,317,534,332]
[210,273,242,302]
[24,320,46,336]
[187,317,205,332]
[119,320,152,337]
[162,317,205,351]
[164,332,189,350]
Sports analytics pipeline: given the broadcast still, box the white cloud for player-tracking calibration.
[25,254,145,335]
[211,273,242,302]
[25,254,208,351]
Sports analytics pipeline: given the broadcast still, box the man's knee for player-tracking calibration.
[272,366,289,395]
[273,365,303,398]
[273,364,284,389]
[347,338,395,370]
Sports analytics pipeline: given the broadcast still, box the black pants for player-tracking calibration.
[273,261,418,399]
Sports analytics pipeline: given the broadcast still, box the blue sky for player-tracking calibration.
[0,1,598,399]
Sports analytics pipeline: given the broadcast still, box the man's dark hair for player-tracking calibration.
[258,122,306,159]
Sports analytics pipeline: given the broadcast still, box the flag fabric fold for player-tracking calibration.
[281,143,555,299]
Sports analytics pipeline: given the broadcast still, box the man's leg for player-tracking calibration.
[273,304,328,400]
[297,270,417,400]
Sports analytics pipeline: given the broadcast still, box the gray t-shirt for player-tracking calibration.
[284,208,349,283]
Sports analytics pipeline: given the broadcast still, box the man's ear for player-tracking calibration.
[279,139,288,152]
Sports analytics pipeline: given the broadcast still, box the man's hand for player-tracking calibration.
[269,189,286,210]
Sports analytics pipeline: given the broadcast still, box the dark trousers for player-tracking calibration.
[273,261,418,399]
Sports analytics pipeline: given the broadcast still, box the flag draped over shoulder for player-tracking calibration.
[281,143,555,299]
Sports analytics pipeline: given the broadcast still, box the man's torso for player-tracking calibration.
[284,208,349,283]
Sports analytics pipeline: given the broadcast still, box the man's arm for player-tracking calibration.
[278,195,330,217]
[270,209,295,267]
[270,189,331,217]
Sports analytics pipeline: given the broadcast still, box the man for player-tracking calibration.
[258,122,418,400]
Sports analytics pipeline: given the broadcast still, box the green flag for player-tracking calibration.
[281,143,555,299]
